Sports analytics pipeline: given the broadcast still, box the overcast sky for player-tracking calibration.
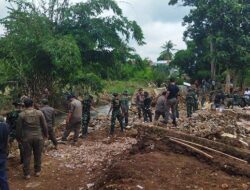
[0,0,189,61]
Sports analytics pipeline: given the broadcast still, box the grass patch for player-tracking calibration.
[103,80,147,95]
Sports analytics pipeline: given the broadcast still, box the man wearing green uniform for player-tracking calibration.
[82,94,96,137]
[121,91,129,127]
[108,93,124,135]
[193,89,199,112]
[186,88,195,117]
[6,101,23,163]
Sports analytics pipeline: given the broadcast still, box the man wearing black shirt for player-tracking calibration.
[0,116,9,190]
[166,78,179,127]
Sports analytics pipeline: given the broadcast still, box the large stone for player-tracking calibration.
[26,182,41,188]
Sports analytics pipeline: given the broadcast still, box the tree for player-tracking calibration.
[152,64,170,87]
[169,0,250,85]
[0,0,145,98]
[157,40,175,61]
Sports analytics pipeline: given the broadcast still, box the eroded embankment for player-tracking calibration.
[94,125,250,190]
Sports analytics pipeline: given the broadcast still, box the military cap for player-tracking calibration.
[23,98,33,107]
[12,99,23,106]
[144,91,149,97]
[41,98,49,104]
[112,92,119,97]
[123,90,128,95]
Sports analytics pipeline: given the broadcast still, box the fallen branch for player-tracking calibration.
[135,123,250,162]
[169,138,214,159]
[169,136,248,164]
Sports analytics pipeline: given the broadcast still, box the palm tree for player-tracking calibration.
[157,40,175,61]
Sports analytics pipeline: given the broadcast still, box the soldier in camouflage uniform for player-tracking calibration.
[143,91,152,122]
[186,88,195,117]
[108,93,124,135]
[6,100,24,163]
[82,94,96,137]
[121,91,129,127]
[193,89,199,112]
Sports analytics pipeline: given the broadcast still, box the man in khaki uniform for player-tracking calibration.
[62,95,82,143]
[17,98,48,179]
[40,99,57,149]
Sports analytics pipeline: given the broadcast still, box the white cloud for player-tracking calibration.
[117,0,188,61]
[130,21,186,61]
[0,0,189,61]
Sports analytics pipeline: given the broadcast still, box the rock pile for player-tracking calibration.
[47,137,137,170]
[178,109,250,148]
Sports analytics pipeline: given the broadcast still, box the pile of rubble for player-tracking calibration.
[47,137,137,170]
[178,109,250,148]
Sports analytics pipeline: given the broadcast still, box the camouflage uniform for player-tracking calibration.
[82,95,92,136]
[121,93,129,126]
[6,110,24,163]
[143,92,152,122]
[110,97,124,135]
[193,90,199,112]
[186,89,195,117]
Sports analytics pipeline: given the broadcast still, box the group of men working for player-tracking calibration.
[107,78,181,131]
[185,80,250,117]
[153,78,180,126]
[0,98,50,189]
[2,77,246,189]
[0,93,97,189]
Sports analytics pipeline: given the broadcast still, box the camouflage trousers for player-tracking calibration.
[201,96,206,108]
[143,108,152,122]
[82,112,90,136]
[9,135,24,164]
[193,100,198,111]
[186,102,194,117]
[110,110,124,135]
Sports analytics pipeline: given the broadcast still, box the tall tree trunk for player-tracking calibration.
[210,39,216,80]
[225,68,231,93]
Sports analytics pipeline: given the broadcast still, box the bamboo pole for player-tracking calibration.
[169,138,214,159]
[169,136,248,164]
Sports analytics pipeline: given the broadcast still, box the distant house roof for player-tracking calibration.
[152,60,171,66]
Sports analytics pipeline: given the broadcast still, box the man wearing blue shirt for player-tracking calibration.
[0,116,9,190]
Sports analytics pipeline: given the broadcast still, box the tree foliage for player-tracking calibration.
[0,0,145,98]
[157,40,175,61]
[170,0,250,84]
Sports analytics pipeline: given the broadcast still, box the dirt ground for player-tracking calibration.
[7,126,250,190]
